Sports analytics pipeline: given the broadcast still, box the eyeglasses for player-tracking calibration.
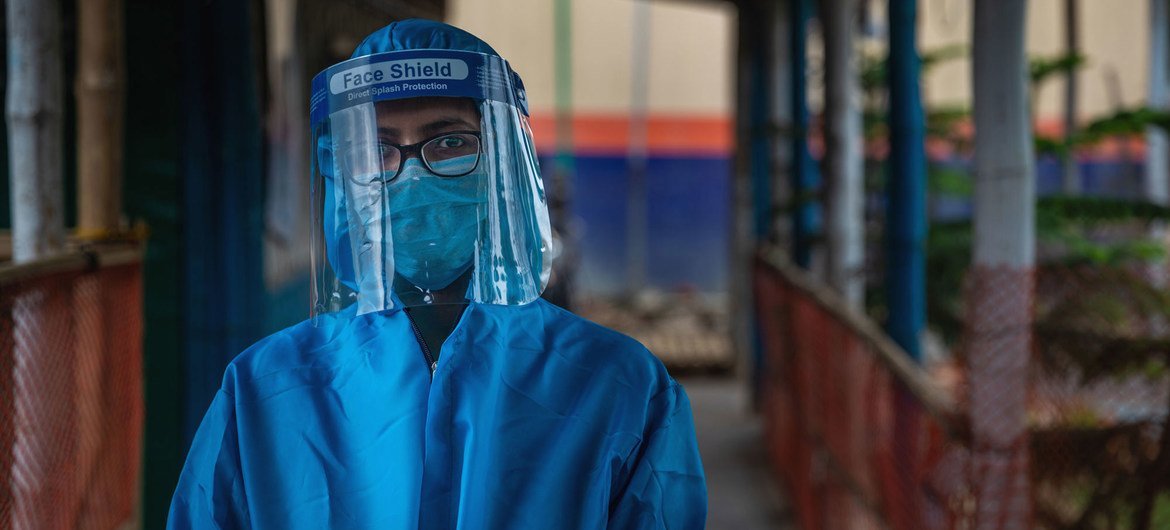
[342,131,482,184]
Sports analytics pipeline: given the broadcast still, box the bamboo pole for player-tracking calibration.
[77,0,126,237]
[75,7,126,528]
[6,0,65,262]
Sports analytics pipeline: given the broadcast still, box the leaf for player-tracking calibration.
[1078,107,1170,141]
[921,44,967,71]
[926,105,970,138]
[1030,52,1087,85]
[860,45,967,93]
[1038,196,1170,223]
[1035,135,1068,156]
[928,165,973,196]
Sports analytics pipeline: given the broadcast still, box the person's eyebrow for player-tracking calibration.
[376,116,478,141]
[419,117,478,136]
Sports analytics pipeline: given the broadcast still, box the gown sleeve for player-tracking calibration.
[167,387,251,530]
[608,381,708,530]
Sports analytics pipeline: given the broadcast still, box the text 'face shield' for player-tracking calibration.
[310,50,551,318]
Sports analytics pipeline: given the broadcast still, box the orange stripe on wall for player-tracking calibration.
[528,113,732,156]
[524,115,1153,160]
[914,118,1148,160]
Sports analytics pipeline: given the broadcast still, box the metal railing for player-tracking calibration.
[755,246,973,529]
[0,243,144,530]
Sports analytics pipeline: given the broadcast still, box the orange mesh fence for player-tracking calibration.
[758,240,1170,529]
[755,250,973,530]
[0,248,143,530]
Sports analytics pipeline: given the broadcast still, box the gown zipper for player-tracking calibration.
[407,313,438,376]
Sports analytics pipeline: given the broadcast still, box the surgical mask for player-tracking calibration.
[387,156,486,291]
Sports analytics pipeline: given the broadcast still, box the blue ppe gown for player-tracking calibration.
[167,298,707,529]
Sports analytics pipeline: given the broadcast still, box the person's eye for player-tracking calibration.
[439,136,465,149]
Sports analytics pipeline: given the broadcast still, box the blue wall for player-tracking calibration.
[550,154,733,296]
[931,157,1148,221]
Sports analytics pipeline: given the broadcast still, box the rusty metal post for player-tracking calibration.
[77,0,126,237]
[6,0,65,262]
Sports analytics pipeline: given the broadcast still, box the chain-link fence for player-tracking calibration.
[759,197,1170,529]
[756,247,973,529]
[1029,261,1170,528]
[0,245,143,530]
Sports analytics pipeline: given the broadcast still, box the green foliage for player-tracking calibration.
[1060,404,1103,429]
[922,44,968,71]
[859,54,886,95]
[1154,494,1170,530]
[1037,199,1167,267]
[1079,106,1170,140]
[925,221,970,343]
[1034,135,1068,157]
[1036,107,1170,156]
[860,44,967,94]
[1029,52,1086,85]
[862,109,888,140]
[860,45,1170,362]
[926,105,970,141]
[1039,195,1170,224]
[856,40,1170,530]
[928,165,972,196]
[923,197,1170,346]
[861,46,971,142]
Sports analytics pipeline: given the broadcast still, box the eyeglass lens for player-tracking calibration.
[381,133,480,177]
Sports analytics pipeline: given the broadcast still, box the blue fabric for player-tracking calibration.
[351,19,499,58]
[168,299,707,528]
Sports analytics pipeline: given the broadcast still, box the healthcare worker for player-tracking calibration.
[168,19,706,529]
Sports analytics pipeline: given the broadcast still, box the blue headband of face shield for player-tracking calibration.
[310,49,529,128]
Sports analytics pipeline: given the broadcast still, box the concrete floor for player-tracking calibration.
[679,376,795,530]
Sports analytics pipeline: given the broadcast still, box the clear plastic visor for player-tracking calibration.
[309,52,551,319]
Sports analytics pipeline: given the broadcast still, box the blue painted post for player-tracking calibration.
[885,0,926,361]
[791,0,818,269]
[180,0,265,443]
[888,5,928,522]
[741,0,772,406]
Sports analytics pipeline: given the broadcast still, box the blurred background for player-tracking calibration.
[3,0,1170,528]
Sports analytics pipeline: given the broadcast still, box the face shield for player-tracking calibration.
[309,50,552,318]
